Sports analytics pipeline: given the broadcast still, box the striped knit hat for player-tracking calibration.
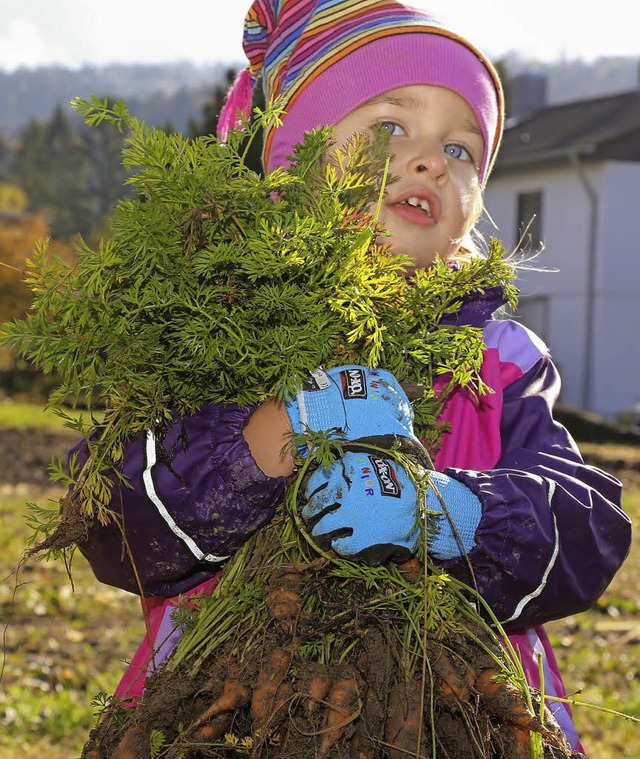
[219,1,504,184]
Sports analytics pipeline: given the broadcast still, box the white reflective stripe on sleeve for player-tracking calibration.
[142,430,229,564]
[501,479,559,626]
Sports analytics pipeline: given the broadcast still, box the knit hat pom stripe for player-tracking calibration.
[285,8,446,85]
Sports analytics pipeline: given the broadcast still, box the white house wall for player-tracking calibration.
[593,162,640,418]
[481,161,640,420]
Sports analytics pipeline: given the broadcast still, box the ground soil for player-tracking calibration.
[80,563,578,759]
[0,426,81,489]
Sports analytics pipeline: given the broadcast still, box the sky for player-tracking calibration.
[0,0,636,73]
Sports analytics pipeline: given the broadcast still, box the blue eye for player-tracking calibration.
[378,121,404,137]
[445,143,472,161]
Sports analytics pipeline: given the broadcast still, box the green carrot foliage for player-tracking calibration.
[0,98,517,525]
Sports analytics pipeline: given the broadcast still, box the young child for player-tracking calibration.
[74,1,631,753]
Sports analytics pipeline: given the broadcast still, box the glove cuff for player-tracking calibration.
[285,369,340,455]
[426,472,482,560]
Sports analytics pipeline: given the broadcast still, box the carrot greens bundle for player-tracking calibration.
[0,97,516,528]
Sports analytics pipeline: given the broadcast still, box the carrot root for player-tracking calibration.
[398,556,422,584]
[385,678,424,759]
[267,588,303,632]
[251,647,294,730]
[318,676,360,757]
[512,726,534,759]
[474,669,540,731]
[432,648,474,703]
[192,713,233,742]
[112,723,145,759]
[303,663,332,716]
[349,732,377,759]
[188,663,251,736]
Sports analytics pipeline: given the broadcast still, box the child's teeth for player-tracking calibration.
[405,197,430,213]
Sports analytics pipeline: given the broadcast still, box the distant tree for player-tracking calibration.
[0,212,47,327]
[77,105,130,230]
[189,67,265,175]
[0,136,12,177]
[0,183,28,213]
[0,210,73,372]
[0,211,74,399]
[0,212,75,313]
[7,102,130,240]
[493,58,513,117]
[187,67,236,138]
[9,106,90,238]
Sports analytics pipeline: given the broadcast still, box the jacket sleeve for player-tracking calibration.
[72,402,289,597]
[439,354,632,632]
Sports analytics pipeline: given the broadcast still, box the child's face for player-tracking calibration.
[331,85,485,271]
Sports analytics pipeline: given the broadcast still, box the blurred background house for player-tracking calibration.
[480,69,640,421]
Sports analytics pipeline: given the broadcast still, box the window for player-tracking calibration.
[516,191,543,250]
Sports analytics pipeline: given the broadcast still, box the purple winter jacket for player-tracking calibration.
[72,286,631,749]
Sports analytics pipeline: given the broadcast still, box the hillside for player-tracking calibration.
[0,55,638,138]
[0,61,236,135]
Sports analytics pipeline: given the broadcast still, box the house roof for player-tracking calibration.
[493,89,640,173]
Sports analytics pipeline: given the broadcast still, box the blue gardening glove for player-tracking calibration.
[285,366,418,457]
[303,453,482,565]
[425,471,482,560]
[303,450,420,565]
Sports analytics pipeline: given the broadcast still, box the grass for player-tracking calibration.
[0,488,142,757]
[0,400,104,430]
[0,400,140,757]
[0,401,638,757]
[0,400,65,429]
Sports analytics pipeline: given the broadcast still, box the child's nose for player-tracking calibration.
[406,141,447,180]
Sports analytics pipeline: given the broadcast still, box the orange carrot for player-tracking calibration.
[384,678,423,759]
[398,556,422,584]
[474,668,539,730]
[112,723,145,759]
[250,647,293,728]
[304,664,332,716]
[273,680,295,720]
[271,568,304,590]
[349,733,377,759]
[267,588,303,632]
[432,648,474,702]
[192,713,233,742]
[318,677,360,757]
[189,669,251,736]
[473,667,571,752]
[512,726,534,759]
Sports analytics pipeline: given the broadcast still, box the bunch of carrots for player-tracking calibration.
[81,455,583,759]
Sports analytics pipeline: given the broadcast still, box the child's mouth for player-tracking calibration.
[403,196,432,215]
[390,196,435,226]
